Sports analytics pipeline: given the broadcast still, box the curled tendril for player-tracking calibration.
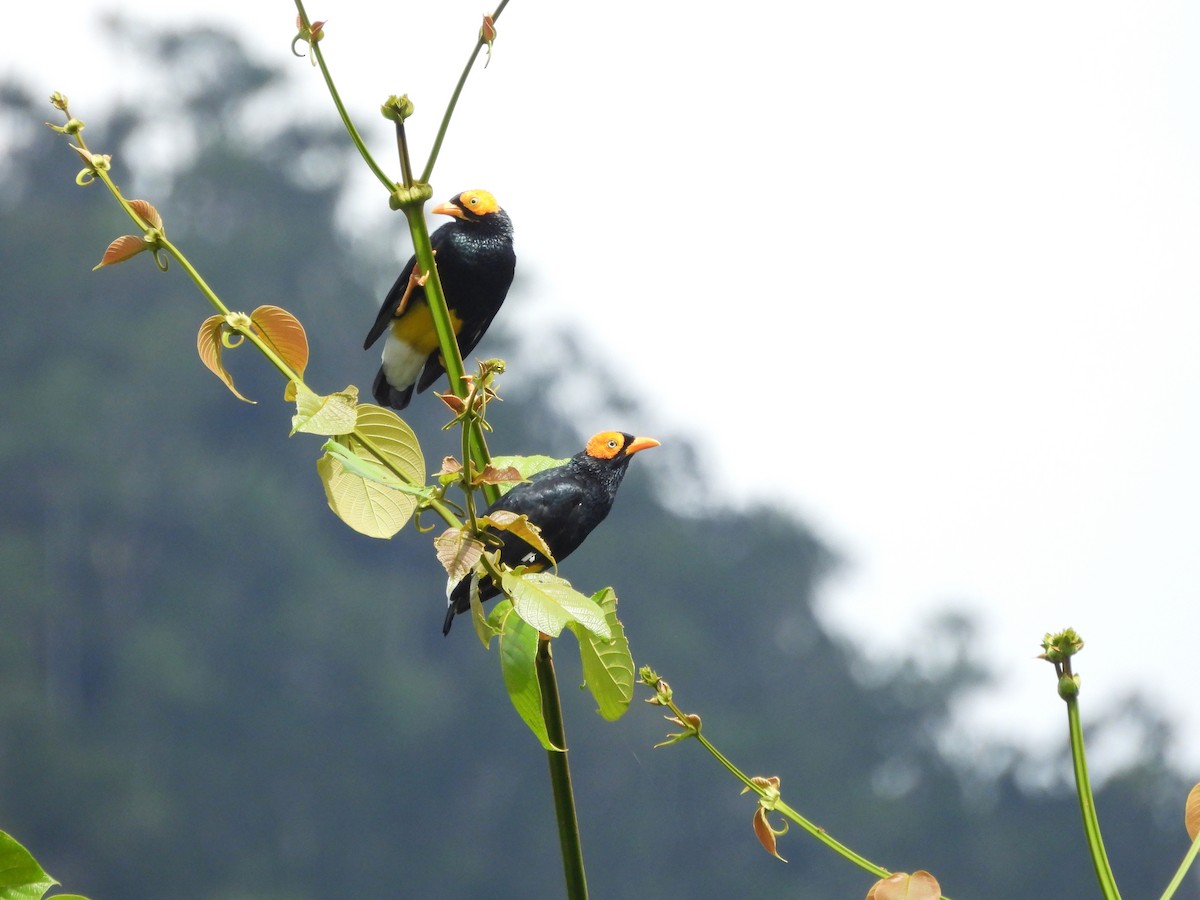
[221,330,246,350]
[76,169,96,186]
[152,248,169,272]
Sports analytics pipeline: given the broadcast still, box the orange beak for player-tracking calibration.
[431,200,463,219]
[626,436,661,455]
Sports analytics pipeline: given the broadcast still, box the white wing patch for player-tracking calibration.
[381,333,427,390]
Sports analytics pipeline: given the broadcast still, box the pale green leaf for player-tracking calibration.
[0,830,58,899]
[495,604,559,750]
[316,404,424,538]
[501,571,610,640]
[291,383,358,436]
[567,588,634,721]
[471,573,501,648]
[319,441,406,486]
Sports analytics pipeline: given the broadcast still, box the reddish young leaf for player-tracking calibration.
[250,305,309,380]
[751,808,787,862]
[1186,782,1200,842]
[437,391,467,414]
[196,315,254,403]
[128,198,163,230]
[93,234,147,269]
[867,871,941,900]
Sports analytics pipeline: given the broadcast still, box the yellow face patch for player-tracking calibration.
[586,432,626,460]
[456,189,501,216]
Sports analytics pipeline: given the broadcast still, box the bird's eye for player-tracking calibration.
[469,196,479,206]
[608,440,618,449]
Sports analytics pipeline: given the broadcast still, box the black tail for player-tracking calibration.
[372,368,414,410]
[443,575,469,636]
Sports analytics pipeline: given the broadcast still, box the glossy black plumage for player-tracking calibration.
[364,190,515,410]
[443,431,660,635]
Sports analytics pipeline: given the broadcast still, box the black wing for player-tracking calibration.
[363,252,418,350]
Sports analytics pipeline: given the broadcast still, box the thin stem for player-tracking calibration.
[1066,696,1122,899]
[679,701,894,881]
[647,674,954,900]
[1157,828,1200,900]
[74,126,442,507]
[420,0,512,184]
[290,0,501,504]
[395,119,415,188]
[294,0,394,193]
[154,235,231,317]
[537,637,588,900]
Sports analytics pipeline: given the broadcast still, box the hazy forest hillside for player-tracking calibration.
[1,25,1193,900]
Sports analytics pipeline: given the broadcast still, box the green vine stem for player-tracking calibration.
[1041,630,1122,899]
[292,5,392,193]
[1157,828,1200,900]
[285,16,587,898]
[50,102,455,513]
[639,668,955,900]
[537,637,588,900]
[293,1,499,504]
[1066,697,1121,898]
[421,0,512,184]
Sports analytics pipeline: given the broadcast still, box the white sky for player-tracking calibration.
[12,3,1200,772]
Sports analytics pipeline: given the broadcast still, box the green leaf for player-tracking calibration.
[469,571,500,648]
[291,383,358,436]
[501,571,611,640]
[316,404,424,538]
[317,441,404,487]
[493,602,560,750]
[567,588,635,721]
[0,830,58,899]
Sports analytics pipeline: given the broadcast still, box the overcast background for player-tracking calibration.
[10,3,1200,771]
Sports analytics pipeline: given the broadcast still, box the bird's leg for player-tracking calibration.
[392,250,437,317]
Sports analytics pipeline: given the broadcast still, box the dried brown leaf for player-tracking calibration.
[475,465,522,486]
[435,457,463,476]
[434,528,485,582]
